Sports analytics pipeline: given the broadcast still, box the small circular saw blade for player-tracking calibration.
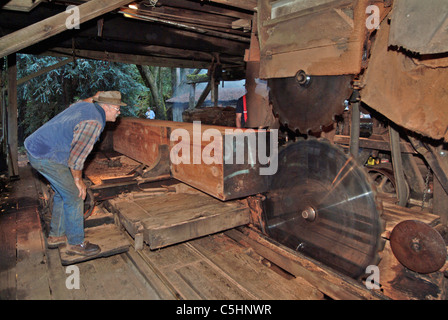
[264,139,385,279]
[390,220,447,274]
[268,74,353,133]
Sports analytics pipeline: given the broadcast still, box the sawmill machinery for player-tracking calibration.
[244,0,448,279]
[19,0,448,282]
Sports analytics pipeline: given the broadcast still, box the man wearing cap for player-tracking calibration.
[24,91,126,256]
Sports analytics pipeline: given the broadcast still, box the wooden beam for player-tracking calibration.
[17,57,74,86]
[112,118,270,201]
[7,55,18,178]
[44,48,213,69]
[2,0,43,12]
[119,8,250,43]
[0,0,134,59]
[194,81,211,108]
[208,0,257,11]
[334,135,416,154]
[226,228,387,300]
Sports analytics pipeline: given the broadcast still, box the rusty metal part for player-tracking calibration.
[264,139,385,279]
[367,166,397,195]
[45,182,96,220]
[268,74,353,133]
[390,220,447,274]
[389,125,410,206]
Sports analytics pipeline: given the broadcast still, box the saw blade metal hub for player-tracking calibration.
[301,206,317,222]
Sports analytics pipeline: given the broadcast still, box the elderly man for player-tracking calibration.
[24,91,126,256]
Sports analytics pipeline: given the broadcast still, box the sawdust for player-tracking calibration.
[84,154,141,186]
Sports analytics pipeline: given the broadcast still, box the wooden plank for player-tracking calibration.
[188,235,324,300]
[378,241,447,300]
[226,228,387,300]
[143,204,249,249]
[174,260,254,299]
[15,207,51,299]
[1,163,47,299]
[0,0,134,59]
[110,192,250,249]
[140,242,204,299]
[0,211,17,299]
[209,0,257,11]
[59,224,130,265]
[108,198,151,236]
[85,254,161,300]
[137,232,323,300]
[123,249,179,300]
[2,0,43,12]
[381,201,441,238]
[46,47,213,70]
[138,237,254,300]
[17,57,74,85]
[334,135,416,154]
[7,55,19,177]
[44,248,80,300]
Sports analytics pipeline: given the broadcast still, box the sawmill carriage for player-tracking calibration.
[1,0,447,299]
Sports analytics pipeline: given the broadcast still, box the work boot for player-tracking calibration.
[66,241,101,257]
[47,235,67,249]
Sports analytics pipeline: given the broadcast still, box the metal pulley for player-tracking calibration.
[390,220,447,274]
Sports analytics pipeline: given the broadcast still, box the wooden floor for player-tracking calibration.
[0,164,323,300]
[1,162,447,300]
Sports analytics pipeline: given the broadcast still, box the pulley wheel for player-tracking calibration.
[390,220,447,274]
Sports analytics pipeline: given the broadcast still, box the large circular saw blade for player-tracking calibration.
[268,74,353,133]
[264,139,384,279]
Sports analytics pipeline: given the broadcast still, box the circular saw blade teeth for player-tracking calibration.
[268,75,353,134]
[264,139,385,279]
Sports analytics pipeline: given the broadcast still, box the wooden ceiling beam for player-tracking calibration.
[0,0,134,59]
[206,0,257,11]
[151,0,254,19]
[119,8,249,43]
[44,47,218,69]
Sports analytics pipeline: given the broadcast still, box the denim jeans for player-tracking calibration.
[27,152,84,245]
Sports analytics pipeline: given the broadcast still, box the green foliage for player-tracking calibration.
[17,54,149,143]
[16,54,199,146]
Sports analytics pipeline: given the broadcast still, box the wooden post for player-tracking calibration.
[188,83,196,110]
[211,79,218,107]
[7,55,19,178]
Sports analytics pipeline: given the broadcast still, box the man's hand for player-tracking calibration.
[74,178,87,200]
[70,169,87,200]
